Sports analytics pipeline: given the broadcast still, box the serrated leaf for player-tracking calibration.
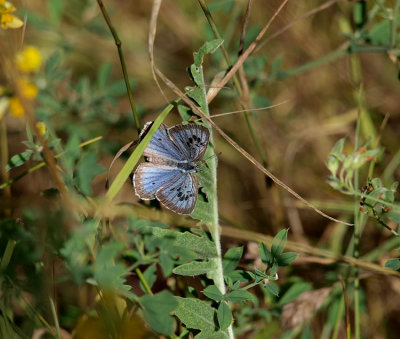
[277,252,298,266]
[222,247,243,274]
[385,258,400,271]
[146,227,217,258]
[217,301,232,331]
[60,220,97,284]
[271,229,288,258]
[140,291,177,335]
[225,289,255,303]
[76,151,105,195]
[265,282,279,296]
[173,260,217,276]
[6,150,34,171]
[174,297,229,339]
[203,285,223,302]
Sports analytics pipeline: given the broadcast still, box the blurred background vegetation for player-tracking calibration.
[1,0,400,338]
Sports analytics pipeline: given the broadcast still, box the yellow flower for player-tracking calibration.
[35,121,46,136]
[0,1,23,29]
[18,78,38,99]
[15,46,42,73]
[9,96,24,117]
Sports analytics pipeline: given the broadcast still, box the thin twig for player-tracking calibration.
[97,0,140,134]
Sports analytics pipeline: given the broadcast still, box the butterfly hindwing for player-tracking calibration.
[168,124,210,162]
[156,172,198,215]
[133,163,181,200]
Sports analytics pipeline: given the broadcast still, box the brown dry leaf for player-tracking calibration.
[281,287,331,330]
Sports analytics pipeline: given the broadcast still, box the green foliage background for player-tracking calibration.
[1,0,400,338]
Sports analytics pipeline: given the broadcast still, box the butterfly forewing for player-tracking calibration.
[133,163,181,200]
[168,125,210,162]
[156,172,198,214]
[141,123,184,163]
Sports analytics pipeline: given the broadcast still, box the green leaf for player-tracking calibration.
[203,285,223,302]
[259,242,272,266]
[277,252,298,266]
[140,291,177,336]
[47,0,65,26]
[173,260,217,276]
[140,264,157,292]
[145,227,218,258]
[193,39,224,67]
[222,247,243,275]
[174,297,229,339]
[158,251,174,277]
[76,152,105,195]
[271,229,288,258]
[278,282,312,305]
[385,258,400,271]
[225,289,255,303]
[60,220,97,284]
[6,150,34,171]
[217,301,232,331]
[264,282,279,296]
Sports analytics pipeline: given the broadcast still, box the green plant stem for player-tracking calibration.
[135,268,153,296]
[0,136,102,190]
[0,118,10,197]
[0,240,16,270]
[97,0,140,134]
[353,87,362,339]
[198,67,234,339]
[197,0,269,172]
[332,295,344,339]
[391,0,400,48]
[49,297,61,339]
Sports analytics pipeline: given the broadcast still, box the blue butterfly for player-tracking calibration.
[133,122,210,214]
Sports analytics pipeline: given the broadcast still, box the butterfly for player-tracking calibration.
[133,121,210,215]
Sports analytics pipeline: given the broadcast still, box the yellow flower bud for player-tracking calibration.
[36,121,46,136]
[18,78,38,99]
[9,96,24,117]
[16,46,42,73]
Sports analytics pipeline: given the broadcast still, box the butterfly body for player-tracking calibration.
[133,122,210,215]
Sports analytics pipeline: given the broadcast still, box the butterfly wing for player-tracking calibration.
[140,122,184,163]
[133,163,181,200]
[168,124,210,162]
[156,172,198,215]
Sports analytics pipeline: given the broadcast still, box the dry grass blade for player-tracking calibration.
[149,0,169,104]
[281,287,331,330]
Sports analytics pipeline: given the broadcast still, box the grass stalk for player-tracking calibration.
[97,0,140,134]
[49,297,61,339]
